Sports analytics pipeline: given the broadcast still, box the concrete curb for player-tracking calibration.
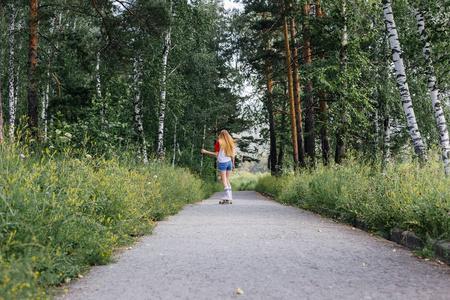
[357,223,450,265]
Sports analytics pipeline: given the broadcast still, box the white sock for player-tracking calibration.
[226,187,232,200]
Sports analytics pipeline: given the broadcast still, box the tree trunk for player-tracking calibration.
[383,114,391,165]
[315,1,330,165]
[42,73,49,140]
[28,0,39,137]
[335,1,348,165]
[319,91,331,165]
[382,0,427,161]
[290,15,306,169]
[42,17,54,141]
[133,57,148,163]
[8,3,16,141]
[303,2,315,168]
[200,124,206,176]
[96,20,105,124]
[0,65,4,142]
[157,24,171,159]
[372,109,379,161]
[172,117,177,169]
[415,8,450,173]
[277,113,286,172]
[263,13,278,175]
[281,0,299,170]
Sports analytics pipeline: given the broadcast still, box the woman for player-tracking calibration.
[201,130,236,200]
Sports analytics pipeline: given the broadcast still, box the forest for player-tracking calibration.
[1,0,450,174]
[0,0,449,298]
[1,0,450,173]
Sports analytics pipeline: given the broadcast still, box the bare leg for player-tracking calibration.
[220,171,228,188]
[226,170,232,188]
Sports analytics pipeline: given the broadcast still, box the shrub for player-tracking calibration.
[255,157,450,242]
[0,144,209,299]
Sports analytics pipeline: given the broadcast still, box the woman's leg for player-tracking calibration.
[225,170,232,188]
[220,170,228,188]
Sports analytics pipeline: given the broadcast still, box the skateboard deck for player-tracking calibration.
[219,199,232,204]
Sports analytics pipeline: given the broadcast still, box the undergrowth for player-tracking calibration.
[255,156,450,243]
[0,143,212,299]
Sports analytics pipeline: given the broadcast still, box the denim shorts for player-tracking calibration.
[218,160,233,171]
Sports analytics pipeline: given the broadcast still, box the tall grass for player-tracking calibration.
[0,143,211,299]
[255,156,450,242]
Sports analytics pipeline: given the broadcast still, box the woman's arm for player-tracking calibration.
[201,149,219,157]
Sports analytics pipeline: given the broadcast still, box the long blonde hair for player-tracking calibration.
[218,130,236,157]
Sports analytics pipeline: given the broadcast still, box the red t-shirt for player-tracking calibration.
[214,141,220,152]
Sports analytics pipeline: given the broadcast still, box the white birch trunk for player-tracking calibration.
[382,0,427,161]
[96,53,102,98]
[95,19,104,124]
[200,124,206,175]
[42,75,49,140]
[384,115,391,165]
[172,117,177,168]
[8,4,16,141]
[133,57,148,163]
[157,24,172,159]
[41,18,53,141]
[0,61,3,142]
[415,9,450,173]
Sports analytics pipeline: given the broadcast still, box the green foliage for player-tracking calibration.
[229,171,263,191]
[255,154,450,242]
[0,143,211,299]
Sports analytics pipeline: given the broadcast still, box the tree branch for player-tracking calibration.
[91,0,113,42]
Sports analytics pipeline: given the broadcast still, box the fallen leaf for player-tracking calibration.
[362,263,366,267]
[77,274,83,279]
[393,249,397,253]
[318,229,322,232]
[437,260,445,265]
[237,287,244,295]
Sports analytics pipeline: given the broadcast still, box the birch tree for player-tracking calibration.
[157,0,173,159]
[133,56,148,163]
[8,3,16,140]
[0,65,4,142]
[414,8,450,173]
[335,0,348,165]
[382,0,427,161]
[384,115,391,165]
[315,0,330,165]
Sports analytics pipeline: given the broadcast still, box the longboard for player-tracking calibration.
[219,199,232,204]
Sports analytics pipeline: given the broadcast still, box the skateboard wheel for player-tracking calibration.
[230,201,232,204]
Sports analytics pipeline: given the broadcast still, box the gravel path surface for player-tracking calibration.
[58,191,450,300]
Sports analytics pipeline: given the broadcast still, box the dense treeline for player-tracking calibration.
[232,0,450,173]
[2,1,448,174]
[0,0,250,177]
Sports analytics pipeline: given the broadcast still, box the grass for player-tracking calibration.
[255,155,450,243]
[0,143,213,299]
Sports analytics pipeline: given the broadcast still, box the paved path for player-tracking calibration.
[58,191,450,300]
